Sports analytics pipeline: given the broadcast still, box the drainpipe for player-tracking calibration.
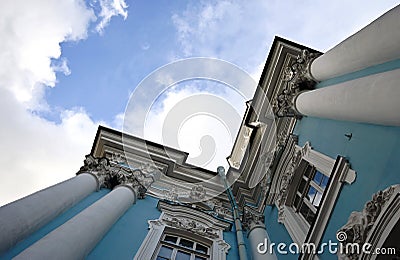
[218,166,248,260]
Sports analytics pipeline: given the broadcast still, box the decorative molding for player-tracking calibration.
[337,185,400,260]
[77,154,155,199]
[276,147,303,223]
[189,185,206,200]
[163,214,219,239]
[135,201,232,260]
[272,49,320,118]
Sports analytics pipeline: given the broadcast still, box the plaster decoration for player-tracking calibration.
[337,185,399,260]
[163,185,180,202]
[242,207,265,231]
[189,185,206,200]
[273,49,320,118]
[109,152,127,165]
[163,215,219,239]
[211,199,231,218]
[276,149,302,223]
[77,154,155,198]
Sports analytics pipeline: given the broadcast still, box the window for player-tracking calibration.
[270,136,356,259]
[134,201,231,260]
[155,234,210,260]
[291,161,330,225]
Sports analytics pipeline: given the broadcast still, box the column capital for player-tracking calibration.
[242,207,265,231]
[77,154,155,198]
[273,49,320,118]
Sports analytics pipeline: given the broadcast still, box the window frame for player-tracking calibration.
[134,201,231,260]
[272,137,356,260]
[154,232,211,260]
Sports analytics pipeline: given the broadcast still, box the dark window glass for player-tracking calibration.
[298,178,307,194]
[299,203,316,225]
[179,239,194,249]
[304,165,314,178]
[164,235,178,244]
[196,243,208,254]
[176,250,191,260]
[157,246,173,259]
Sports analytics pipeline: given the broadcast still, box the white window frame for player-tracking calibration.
[134,201,231,260]
[276,140,356,260]
[154,231,211,260]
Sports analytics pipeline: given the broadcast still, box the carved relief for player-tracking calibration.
[189,185,206,200]
[273,49,320,118]
[163,215,219,239]
[337,185,399,260]
[276,148,302,222]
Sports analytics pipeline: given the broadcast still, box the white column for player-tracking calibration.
[14,185,136,260]
[248,223,277,260]
[295,68,400,126]
[310,4,400,81]
[0,173,98,254]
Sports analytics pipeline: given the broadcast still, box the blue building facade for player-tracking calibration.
[1,5,400,260]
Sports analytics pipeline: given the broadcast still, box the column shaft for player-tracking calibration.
[14,185,136,260]
[0,173,98,254]
[248,224,276,260]
[310,4,400,81]
[295,68,400,126]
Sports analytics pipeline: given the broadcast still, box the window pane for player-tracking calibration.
[176,250,191,260]
[307,186,316,203]
[298,178,307,194]
[195,256,207,260]
[179,238,194,249]
[157,246,173,259]
[294,194,301,210]
[164,235,177,244]
[299,203,316,225]
[313,191,323,207]
[313,171,323,185]
[195,243,208,254]
[304,165,314,178]
[320,175,329,189]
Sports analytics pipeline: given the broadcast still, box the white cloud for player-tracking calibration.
[0,0,127,206]
[172,0,399,75]
[95,0,128,33]
[141,82,245,171]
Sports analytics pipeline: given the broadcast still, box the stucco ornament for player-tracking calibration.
[163,215,219,239]
[273,49,320,118]
[189,185,206,200]
[337,185,399,260]
[77,154,155,198]
[276,149,302,222]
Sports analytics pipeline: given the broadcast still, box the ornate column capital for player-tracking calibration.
[273,49,320,118]
[242,207,265,231]
[77,154,155,199]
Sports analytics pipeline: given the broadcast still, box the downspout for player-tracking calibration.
[218,166,248,260]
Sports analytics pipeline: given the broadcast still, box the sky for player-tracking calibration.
[0,0,399,206]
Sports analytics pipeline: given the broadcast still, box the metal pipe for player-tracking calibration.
[218,166,248,260]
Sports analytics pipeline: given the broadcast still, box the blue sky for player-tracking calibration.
[0,0,399,206]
